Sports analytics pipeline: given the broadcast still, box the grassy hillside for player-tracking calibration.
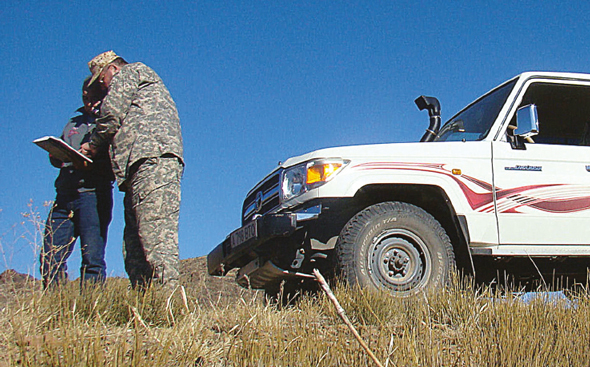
[1,258,589,366]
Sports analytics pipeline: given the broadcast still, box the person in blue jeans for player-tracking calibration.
[40,77,115,288]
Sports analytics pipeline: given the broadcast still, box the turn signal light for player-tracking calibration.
[307,163,343,184]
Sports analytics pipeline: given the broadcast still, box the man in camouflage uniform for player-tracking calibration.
[81,51,184,288]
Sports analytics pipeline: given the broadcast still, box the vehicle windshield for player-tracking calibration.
[435,79,517,142]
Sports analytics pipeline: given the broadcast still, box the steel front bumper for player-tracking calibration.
[207,213,298,277]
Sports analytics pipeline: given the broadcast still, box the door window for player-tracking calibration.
[509,82,590,146]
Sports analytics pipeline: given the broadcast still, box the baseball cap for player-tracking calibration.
[88,50,119,86]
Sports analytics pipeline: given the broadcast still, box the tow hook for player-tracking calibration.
[291,248,305,269]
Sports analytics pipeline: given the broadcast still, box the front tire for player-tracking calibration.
[336,202,455,296]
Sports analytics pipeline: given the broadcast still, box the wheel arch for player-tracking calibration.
[351,184,474,276]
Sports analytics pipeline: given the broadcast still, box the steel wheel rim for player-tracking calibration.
[369,229,431,291]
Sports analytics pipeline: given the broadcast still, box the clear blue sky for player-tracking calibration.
[1,1,589,278]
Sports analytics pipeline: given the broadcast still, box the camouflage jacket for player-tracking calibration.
[90,62,184,187]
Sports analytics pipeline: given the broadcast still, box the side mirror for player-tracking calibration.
[515,104,539,139]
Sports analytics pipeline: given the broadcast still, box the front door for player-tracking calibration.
[492,80,590,252]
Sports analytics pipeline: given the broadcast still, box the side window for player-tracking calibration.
[510,82,590,146]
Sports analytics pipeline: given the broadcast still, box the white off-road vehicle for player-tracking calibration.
[208,72,590,296]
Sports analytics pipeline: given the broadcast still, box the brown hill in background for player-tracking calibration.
[0,269,36,284]
[179,256,258,303]
[0,256,259,306]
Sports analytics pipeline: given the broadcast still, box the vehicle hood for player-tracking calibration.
[281,141,486,168]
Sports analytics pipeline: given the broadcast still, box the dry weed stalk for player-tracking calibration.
[313,268,385,367]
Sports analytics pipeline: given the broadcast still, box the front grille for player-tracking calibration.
[242,170,282,224]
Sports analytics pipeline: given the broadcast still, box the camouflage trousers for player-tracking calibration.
[123,155,183,288]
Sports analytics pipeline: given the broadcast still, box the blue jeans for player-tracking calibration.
[40,190,113,287]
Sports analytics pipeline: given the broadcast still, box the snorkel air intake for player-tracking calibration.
[415,95,441,142]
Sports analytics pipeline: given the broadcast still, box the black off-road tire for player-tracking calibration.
[336,201,455,296]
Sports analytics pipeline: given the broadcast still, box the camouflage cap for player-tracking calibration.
[88,50,119,86]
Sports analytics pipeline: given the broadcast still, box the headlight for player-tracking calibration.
[280,158,348,201]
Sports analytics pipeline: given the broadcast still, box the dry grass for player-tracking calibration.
[1,261,589,367]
